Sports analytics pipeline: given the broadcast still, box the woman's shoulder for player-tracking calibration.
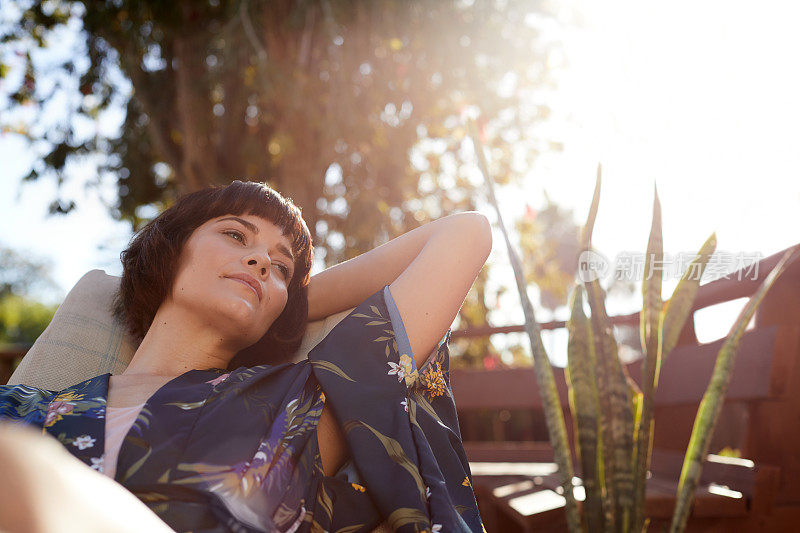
[306,285,395,358]
[307,285,449,365]
[306,285,451,387]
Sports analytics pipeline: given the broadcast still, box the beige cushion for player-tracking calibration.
[7,269,354,390]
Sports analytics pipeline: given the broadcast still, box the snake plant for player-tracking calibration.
[469,116,798,532]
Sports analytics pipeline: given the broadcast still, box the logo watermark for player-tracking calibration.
[578,250,610,282]
[578,250,763,283]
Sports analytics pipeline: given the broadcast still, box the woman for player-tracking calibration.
[0,181,492,532]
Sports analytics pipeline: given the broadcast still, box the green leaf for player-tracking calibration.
[579,164,602,251]
[410,390,448,428]
[669,244,800,533]
[660,233,717,365]
[468,115,581,533]
[633,184,663,532]
[565,283,604,532]
[585,278,635,531]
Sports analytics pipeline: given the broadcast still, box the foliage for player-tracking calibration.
[0,242,59,299]
[0,243,58,345]
[561,169,798,533]
[1,0,566,366]
[0,294,57,345]
[516,193,581,312]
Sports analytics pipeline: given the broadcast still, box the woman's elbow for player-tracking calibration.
[437,211,492,261]
[463,212,493,259]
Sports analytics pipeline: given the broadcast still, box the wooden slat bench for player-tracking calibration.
[453,324,789,532]
[466,450,780,532]
[644,450,780,523]
[451,246,800,532]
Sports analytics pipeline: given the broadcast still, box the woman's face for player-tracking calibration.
[168,213,296,351]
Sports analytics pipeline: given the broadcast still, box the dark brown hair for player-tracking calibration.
[112,180,314,369]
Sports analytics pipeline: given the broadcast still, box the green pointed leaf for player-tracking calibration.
[580,164,602,251]
[640,183,663,362]
[633,184,663,532]
[469,116,580,532]
[585,278,635,531]
[410,390,448,428]
[660,232,717,365]
[157,469,171,484]
[120,437,153,482]
[565,284,604,532]
[669,244,800,533]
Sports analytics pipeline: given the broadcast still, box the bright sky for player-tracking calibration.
[2,0,798,362]
[535,0,800,265]
[479,0,800,363]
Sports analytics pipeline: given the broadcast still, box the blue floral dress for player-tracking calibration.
[0,285,485,532]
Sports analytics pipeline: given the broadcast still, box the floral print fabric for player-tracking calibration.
[0,285,484,532]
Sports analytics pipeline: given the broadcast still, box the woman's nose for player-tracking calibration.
[246,253,270,277]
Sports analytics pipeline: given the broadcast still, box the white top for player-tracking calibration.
[104,403,145,479]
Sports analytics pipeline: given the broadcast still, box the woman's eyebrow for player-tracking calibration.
[218,216,295,263]
[219,216,260,234]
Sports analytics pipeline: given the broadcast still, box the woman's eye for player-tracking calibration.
[275,263,290,279]
[224,230,245,244]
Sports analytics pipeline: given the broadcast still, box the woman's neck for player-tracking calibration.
[121,301,238,378]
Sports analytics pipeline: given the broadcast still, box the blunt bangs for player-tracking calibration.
[191,181,313,278]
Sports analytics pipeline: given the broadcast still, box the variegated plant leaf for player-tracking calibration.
[566,284,604,532]
[633,185,663,532]
[669,245,800,533]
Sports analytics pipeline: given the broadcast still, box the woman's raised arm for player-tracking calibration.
[307,212,492,368]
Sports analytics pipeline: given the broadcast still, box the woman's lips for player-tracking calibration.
[226,275,262,301]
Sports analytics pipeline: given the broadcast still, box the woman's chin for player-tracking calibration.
[213,298,264,336]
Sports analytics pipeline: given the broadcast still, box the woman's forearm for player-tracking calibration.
[306,212,483,321]
[0,422,175,533]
